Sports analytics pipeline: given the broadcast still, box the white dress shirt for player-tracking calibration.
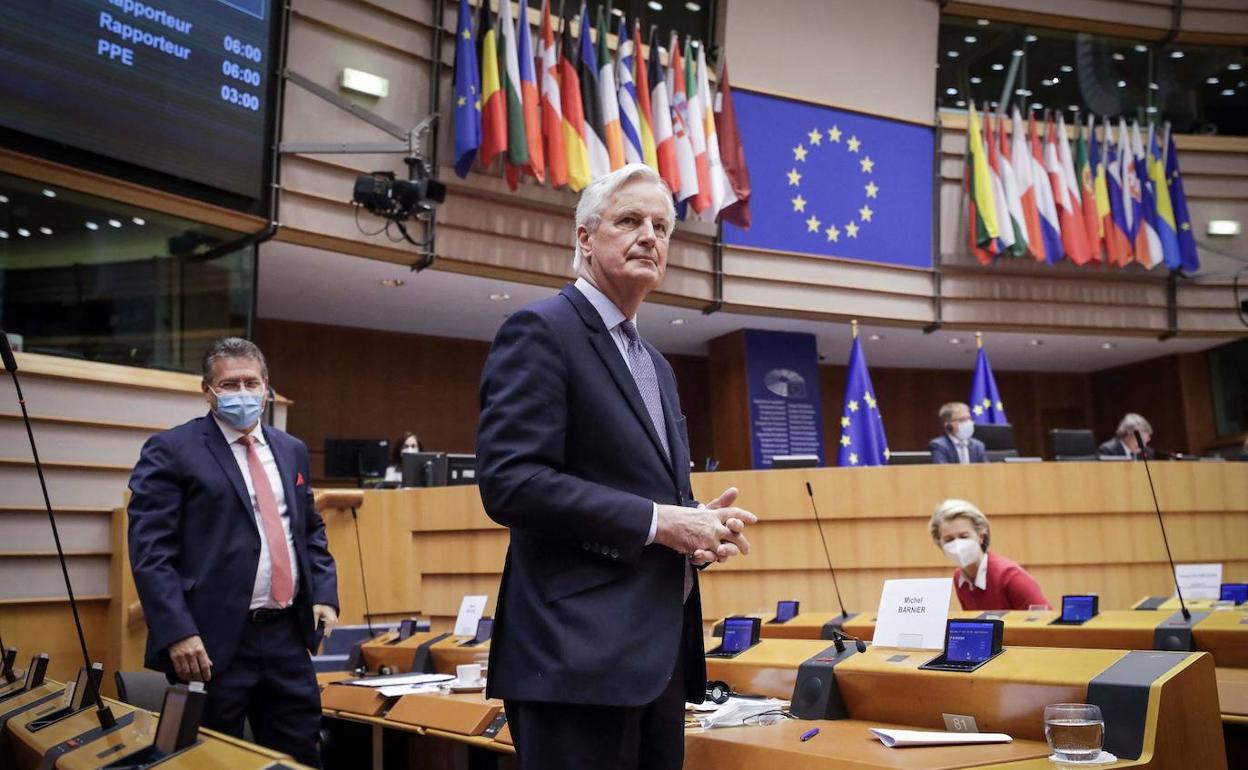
[213,416,300,609]
[955,553,989,591]
[573,278,662,544]
[954,438,970,465]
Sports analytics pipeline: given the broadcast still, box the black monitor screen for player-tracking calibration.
[1062,595,1097,622]
[323,439,390,479]
[475,618,493,643]
[721,618,755,653]
[23,656,44,689]
[946,621,995,663]
[1221,583,1248,604]
[397,619,417,641]
[69,666,92,711]
[0,0,277,200]
[1,648,14,674]
[775,600,799,622]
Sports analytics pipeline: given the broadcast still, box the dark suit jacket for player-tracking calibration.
[127,414,338,675]
[928,434,988,464]
[476,284,703,707]
[1098,438,1154,459]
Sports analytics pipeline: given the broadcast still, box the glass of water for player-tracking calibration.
[1044,703,1104,762]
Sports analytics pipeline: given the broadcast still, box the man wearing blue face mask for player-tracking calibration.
[928,402,988,464]
[127,337,338,768]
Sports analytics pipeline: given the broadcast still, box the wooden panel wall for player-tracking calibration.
[321,463,1248,631]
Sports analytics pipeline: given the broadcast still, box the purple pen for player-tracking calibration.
[800,727,820,742]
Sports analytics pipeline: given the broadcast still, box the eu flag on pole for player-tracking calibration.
[722,90,934,268]
[1165,128,1199,273]
[969,338,1007,425]
[837,336,889,467]
[451,0,480,178]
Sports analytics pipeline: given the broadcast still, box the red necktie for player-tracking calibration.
[239,435,294,606]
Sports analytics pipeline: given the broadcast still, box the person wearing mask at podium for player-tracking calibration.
[930,498,1050,611]
[1098,413,1155,459]
[928,402,987,464]
[384,432,422,482]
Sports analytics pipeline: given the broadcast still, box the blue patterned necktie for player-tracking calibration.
[620,320,692,601]
[619,320,670,461]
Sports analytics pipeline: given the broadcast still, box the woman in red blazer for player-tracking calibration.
[929,499,1050,611]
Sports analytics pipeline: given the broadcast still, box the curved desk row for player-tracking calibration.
[0,679,307,770]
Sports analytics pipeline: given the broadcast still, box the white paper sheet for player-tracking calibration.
[344,673,454,688]
[377,683,451,698]
[870,728,1013,747]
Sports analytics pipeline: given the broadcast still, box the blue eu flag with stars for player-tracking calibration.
[722,90,934,268]
[837,338,889,467]
[969,347,1007,425]
[452,0,481,178]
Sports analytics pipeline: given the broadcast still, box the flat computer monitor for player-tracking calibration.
[888,451,931,466]
[719,616,762,654]
[70,663,102,711]
[23,654,48,689]
[974,424,1015,452]
[1049,429,1098,460]
[769,455,820,469]
[473,617,493,643]
[1221,583,1248,605]
[1058,595,1099,624]
[154,683,207,755]
[774,600,799,623]
[944,619,1002,663]
[401,452,447,487]
[445,453,478,486]
[324,439,390,480]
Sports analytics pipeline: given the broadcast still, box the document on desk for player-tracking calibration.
[870,728,1013,747]
[342,673,455,688]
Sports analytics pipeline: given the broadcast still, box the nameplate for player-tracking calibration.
[454,595,488,638]
[1175,563,1222,600]
[873,578,951,650]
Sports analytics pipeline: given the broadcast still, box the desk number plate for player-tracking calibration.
[942,713,979,733]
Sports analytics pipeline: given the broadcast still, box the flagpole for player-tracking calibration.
[851,319,858,339]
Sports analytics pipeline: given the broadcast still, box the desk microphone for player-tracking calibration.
[805,482,850,620]
[1,331,116,729]
[1135,429,1190,623]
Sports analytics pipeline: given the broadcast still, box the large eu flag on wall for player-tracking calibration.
[722,90,934,269]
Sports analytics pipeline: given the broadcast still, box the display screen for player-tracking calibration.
[154,687,187,754]
[1062,595,1097,622]
[398,619,417,640]
[0,0,275,199]
[945,621,995,663]
[1221,583,1248,604]
[475,618,493,643]
[775,600,799,622]
[69,667,92,710]
[721,619,755,653]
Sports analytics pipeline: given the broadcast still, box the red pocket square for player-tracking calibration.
[296,472,305,486]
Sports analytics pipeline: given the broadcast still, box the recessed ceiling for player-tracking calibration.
[257,241,1239,373]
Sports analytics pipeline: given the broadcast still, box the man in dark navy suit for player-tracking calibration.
[929,401,988,464]
[476,164,758,770]
[128,338,338,767]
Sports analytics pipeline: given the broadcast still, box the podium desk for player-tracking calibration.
[702,640,1225,769]
[427,637,490,675]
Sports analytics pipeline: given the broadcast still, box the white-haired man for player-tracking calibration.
[476,164,757,769]
[1099,413,1155,459]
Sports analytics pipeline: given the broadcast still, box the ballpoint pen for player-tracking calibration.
[800,727,820,742]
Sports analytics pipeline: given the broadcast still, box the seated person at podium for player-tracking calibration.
[1098,413,1154,459]
[929,498,1050,611]
[383,432,422,482]
[928,402,987,464]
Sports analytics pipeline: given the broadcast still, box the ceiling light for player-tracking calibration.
[947,50,960,58]
[85,221,99,230]
[946,87,958,95]
[0,194,7,204]
[670,318,686,326]
[1229,63,1243,71]
[1117,80,1127,88]
[1149,82,1159,90]
[132,217,146,226]
[976,18,989,26]
[17,228,30,237]
[340,68,389,98]
[489,292,511,301]
[1042,79,1053,86]
[868,333,883,341]
[1015,88,1031,96]
[1207,219,1241,236]
[1146,106,1158,113]
[948,337,961,345]
[38,227,52,235]
[611,6,624,15]
[1207,77,1219,85]
[1112,52,1125,61]
[991,63,1004,71]
[1069,104,1080,111]
[1101,342,1117,350]
[1024,34,1037,43]
[684,1,700,10]
[41,189,56,198]
[1222,88,1236,96]
[380,278,405,288]
[964,35,977,44]
[1012,49,1024,57]
[956,100,967,107]
[108,219,122,228]
[647,0,662,9]
[1169,50,1184,59]
[1060,65,1073,73]
[970,76,983,84]
[1030,102,1043,110]
[1134,44,1148,53]
[1028,339,1043,346]
[0,231,7,239]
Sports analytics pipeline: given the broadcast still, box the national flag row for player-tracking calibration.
[452,0,752,227]
[965,104,1199,273]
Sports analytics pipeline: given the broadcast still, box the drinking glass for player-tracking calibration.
[1044,703,1104,762]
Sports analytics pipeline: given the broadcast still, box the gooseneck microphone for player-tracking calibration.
[1,331,116,729]
[805,482,850,620]
[1135,429,1190,623]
